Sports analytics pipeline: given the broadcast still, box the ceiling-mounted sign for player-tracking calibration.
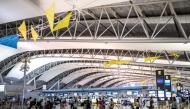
[165,75,171,101]
[156,70,165,101]
[177,83,181,93]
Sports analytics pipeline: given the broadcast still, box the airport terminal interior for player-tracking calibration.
[1,0,190,109]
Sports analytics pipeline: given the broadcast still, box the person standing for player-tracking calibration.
[102,98,105,109]
[49,99,53,109]
[69,97,74,109]
[27,99,30,109]
[171,97,177,109]
[98,98,103,109]
[86,97,91,109]
[135,99,140,109]
[5,100,11,109]
[41,99,45,109]
[74,97,78,109]
[149,97,154,109]
[96,99,98,109]
[109,98,114,109]
[138,97,143,109]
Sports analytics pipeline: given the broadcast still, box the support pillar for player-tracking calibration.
[57,80,60,90]
[34,78,36,88]
[0,74,3,83]
[21,58,27,109]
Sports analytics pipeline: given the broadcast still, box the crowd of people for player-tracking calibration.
[0,95,189,109]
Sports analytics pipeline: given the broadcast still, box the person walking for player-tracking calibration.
[171,97,177,109]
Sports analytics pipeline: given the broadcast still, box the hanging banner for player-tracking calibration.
[165,75,171,100]
[156,70,165,101]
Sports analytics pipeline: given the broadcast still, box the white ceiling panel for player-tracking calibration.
[1,42,190,62]
[0,0,128,24]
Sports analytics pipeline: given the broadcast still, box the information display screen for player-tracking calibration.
[51,93,55,96]
[39,94,44,97]
[149,91,156,94]
[158,91,165,97]
[157,78,164,83]
[94,92,99,95]
[47,94,51,96]
[106,92,112,95]
[74,93,77,96]
[59,93,63,97]
[166,92,171,97]
[64,94,68,97]
[89,92,93,96]
[0,85,5,92]
[165,80,171,86]
[133,91,138,95]
[127,91,132,95]
[112,92,118,95]
[78,93,82,96]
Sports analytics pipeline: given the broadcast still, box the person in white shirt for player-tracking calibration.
[41,99,45,109]
[27,99,30,109]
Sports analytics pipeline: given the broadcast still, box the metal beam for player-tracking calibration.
[83,10,98,20]
[18,38,190,43]
[107,7,120,18]
[88,0,188,9]
[168,2,188,39]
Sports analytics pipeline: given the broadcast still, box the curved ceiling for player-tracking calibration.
[0,0,127,24]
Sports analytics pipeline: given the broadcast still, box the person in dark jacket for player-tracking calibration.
[149,97,154,109]
[86,97,91,109]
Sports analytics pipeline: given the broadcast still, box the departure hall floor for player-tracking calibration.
[0,105,189,109]
[0,105,188,109]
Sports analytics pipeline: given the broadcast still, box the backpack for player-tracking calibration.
[146,101,150,107]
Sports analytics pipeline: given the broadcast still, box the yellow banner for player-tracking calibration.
[140,79,149,85]
[18,21,27,41]
[103,60,132,68]
[169,53,179,57]
[171,77,178,81]
[144,56,160,62]
[45,3,55,32]
[31,25,39,42]
[53,12,73,31]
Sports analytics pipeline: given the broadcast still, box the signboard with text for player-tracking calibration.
[165,75,171,100]
[156,70,165,101]
[177,83,181,93]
